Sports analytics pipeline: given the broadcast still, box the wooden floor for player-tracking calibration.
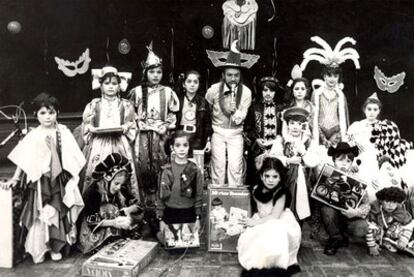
[2,220,414,277]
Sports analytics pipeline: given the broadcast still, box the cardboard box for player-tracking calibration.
[164,223,200,249]
[207,186,251,253]
[311,164,367,211]
[82,239,158,277]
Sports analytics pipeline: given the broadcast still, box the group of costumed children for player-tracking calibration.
[1,38,414,277]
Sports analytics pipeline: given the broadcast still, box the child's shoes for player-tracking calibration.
[50,252,62,261]
[383,242,397,253]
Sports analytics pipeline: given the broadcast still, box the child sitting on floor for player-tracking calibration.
[366,186,413,256]
[321,142,370,255]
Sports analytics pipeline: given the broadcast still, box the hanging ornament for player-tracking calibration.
[118,38,131,55]
[54,48,91,77]
[374,65,406,93]
[7,21,22,34]
[222,0,258,50]
[202,25,214,39]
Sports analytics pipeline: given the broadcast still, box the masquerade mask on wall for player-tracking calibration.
[54,48,91,77]
[374,66,406,93]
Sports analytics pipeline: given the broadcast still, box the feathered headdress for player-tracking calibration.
[206,40,260,69]
[91,66,132,92]
[299,36,361,71]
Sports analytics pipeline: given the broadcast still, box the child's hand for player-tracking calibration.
[87,126,97,134]
[157,125,167,135]
[397,239,409,249]
[256,139,266,148]
[138,121,147,130]
[341,204,360,218]
[369,244,381,256]
[194,218,201,233]
[159,220,167,232]
[288,156,302,165]
[115,216,132,230]
[1,179,19,190]
[204,141,211,153]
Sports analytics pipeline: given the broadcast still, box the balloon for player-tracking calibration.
[7,21,21,34]
[202,25,214,39]
[118,38,131,55]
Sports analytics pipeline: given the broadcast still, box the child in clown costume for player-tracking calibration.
[80,66,138,198]
[3,93,86,264]
[129,42,180,208]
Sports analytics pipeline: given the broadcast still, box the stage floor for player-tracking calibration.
[1,220,414,277]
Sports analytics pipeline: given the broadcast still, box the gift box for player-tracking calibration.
[207,186,251,253]
[82,239,158,277]
[0,179,25,268]
[163,223,200,249]
[311,164,367,211]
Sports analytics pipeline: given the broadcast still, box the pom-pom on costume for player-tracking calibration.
[80,66,139,199]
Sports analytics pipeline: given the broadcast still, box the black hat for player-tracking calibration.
[327,142,359,157]
[376,187,406,203]
[92,153,132,181]
[283,107,310,122]
[211,197,223,206]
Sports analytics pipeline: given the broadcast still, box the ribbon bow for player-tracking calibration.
[91,66,132,92]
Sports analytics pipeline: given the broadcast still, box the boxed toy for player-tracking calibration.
[207,186,251,253]
[163,222,200,249]
[311,164,367,211]
[82,239,158,277]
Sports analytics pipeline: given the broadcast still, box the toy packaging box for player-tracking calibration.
[207,186,251,253]
[311,164,367,212]
[163,222,200,249]
[82,239,158,277]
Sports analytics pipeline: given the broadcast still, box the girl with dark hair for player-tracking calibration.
[80,66,138,198]
[128,43,179,208]
[237,157,301,276]
[283,77,315,138]
[156,131,203,245]
[175,70,212,151]
[3,93,86,263]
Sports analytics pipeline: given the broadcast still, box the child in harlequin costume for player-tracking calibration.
[366,187,413,256]
[244,76,284,185]
[269,107,321,221]
[346,93,382,201]
[205,40,259,187]
[129,42,180,207]
[320,142,370,256]
[78,153,145,254]
[295,36,360,148]
[156,131,203,245]
[81,66,138,197]
[4,93,86,264]
[237,157,301,276]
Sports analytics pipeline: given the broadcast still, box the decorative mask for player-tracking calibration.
[54,48,91,77]
[374,66,406,93]
[222,0,258,50]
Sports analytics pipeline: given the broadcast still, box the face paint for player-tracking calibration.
[374,66,406,93]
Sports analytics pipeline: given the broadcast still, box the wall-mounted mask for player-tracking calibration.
[54,48,91,77]
[374,65,405,93]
